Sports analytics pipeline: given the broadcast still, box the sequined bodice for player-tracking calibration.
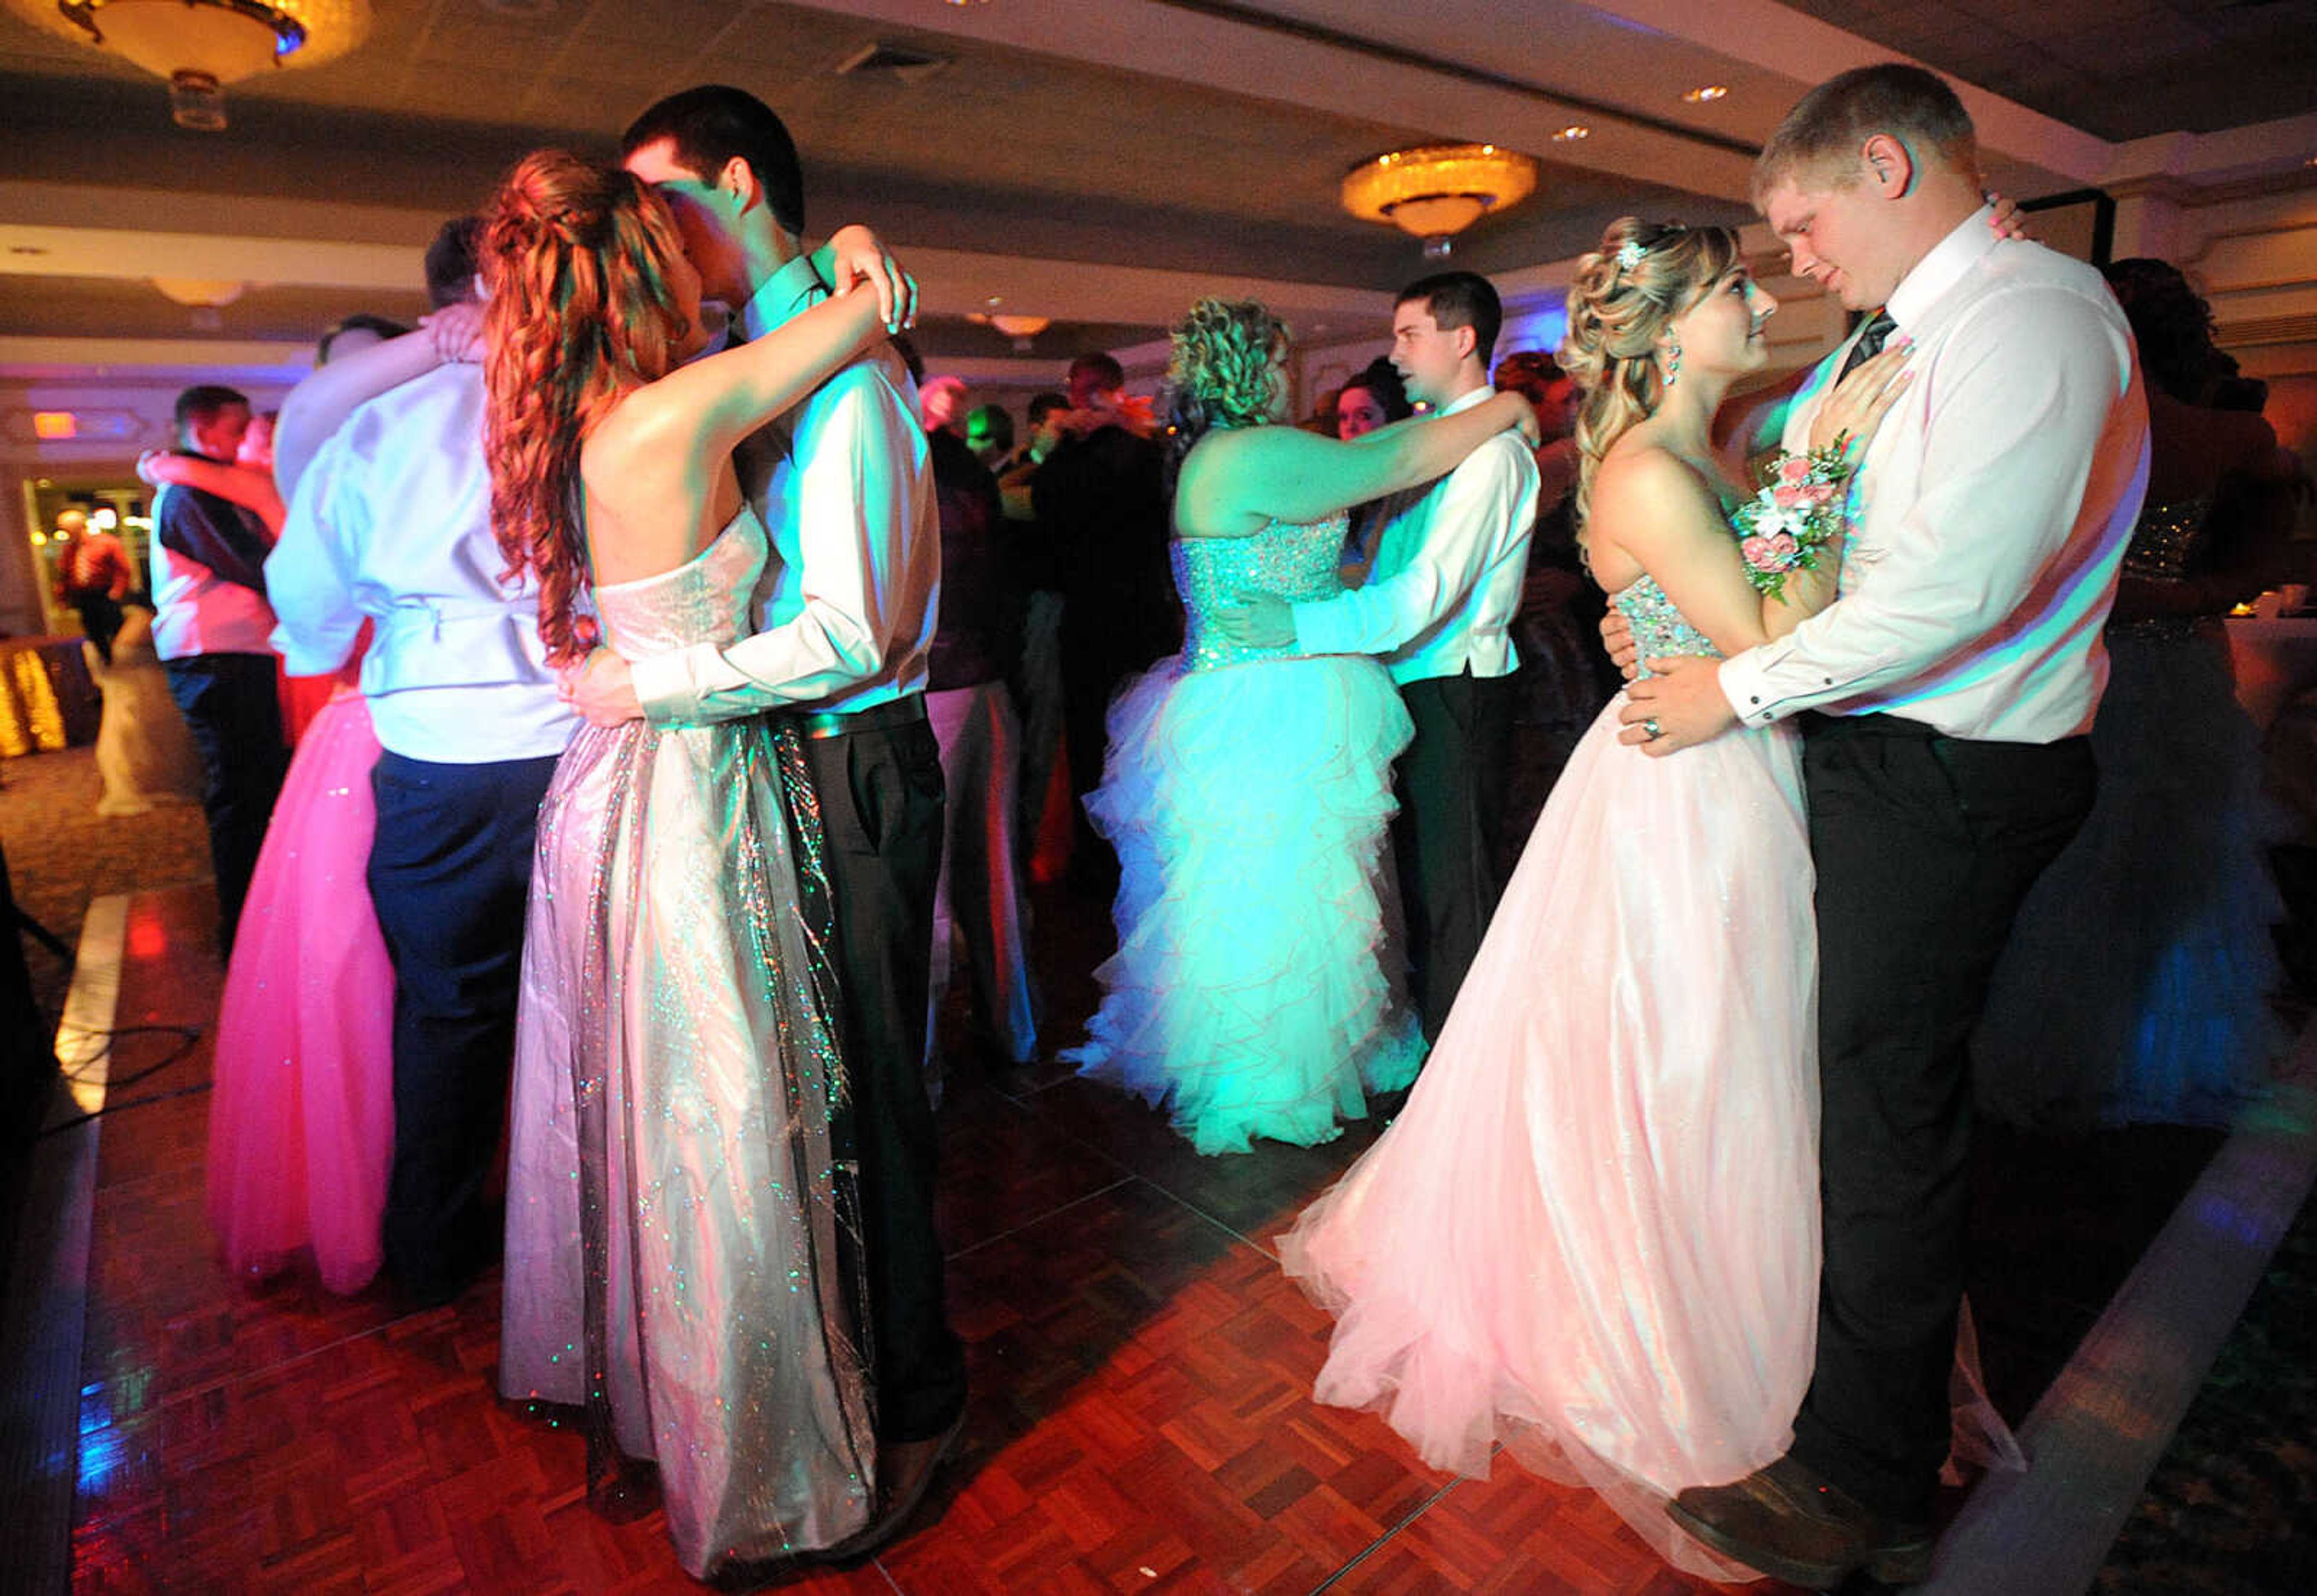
[593,510,767,661]
[1612,575,1720,678]
[2120,497,2211,585]
[1177,515,1352,671]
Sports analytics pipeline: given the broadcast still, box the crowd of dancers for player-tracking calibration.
[100,58,2306,1589]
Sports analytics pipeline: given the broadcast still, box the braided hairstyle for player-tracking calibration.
[1557,217,1741,526]
[480,150,696,664]
[1163,297,1288,485]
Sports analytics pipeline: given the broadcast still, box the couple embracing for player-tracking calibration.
[1286,64,2149,1588]
[482,88,963,1576]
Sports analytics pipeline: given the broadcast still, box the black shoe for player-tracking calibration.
[1668,1454,1934,1589]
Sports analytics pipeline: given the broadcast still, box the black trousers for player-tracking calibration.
[1790,714,2095,1521]
[801,709,965,1442]
[164,652,287,951]
[368,748,559,1303]
[73,594,124,664]
[1393,670,1516,1041]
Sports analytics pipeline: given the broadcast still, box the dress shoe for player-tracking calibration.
[1668,1454,1934,1589]
[828,1411,965,1561]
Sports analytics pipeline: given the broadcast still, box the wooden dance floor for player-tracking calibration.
[21,876,2314,1594]
[45,883,1741,1596]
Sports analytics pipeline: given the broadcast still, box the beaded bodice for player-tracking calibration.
[1612,575,1720,678]
[1176,515,1353,671]
[593,509,766,661]
[2119,497,2211,585]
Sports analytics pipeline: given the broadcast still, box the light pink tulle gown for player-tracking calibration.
[206,684,394,1294]
[1281,574,1819,1581]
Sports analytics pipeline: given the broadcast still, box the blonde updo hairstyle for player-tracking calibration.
[1164,297,1289,482]
[1557,217,1741,525]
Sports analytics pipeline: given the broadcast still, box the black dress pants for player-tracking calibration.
[1789,714,2095,1522]
[801,707,966,1443]
[368,748,559,1303]
[164,652,287,952]
[1393,670,1516,1041]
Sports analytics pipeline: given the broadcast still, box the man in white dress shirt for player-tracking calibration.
[1224,272,1540,1041]
[150,384,287,952]
[269,224,580,1307]
[565,84,960,1545]
[1626,66,2149,1586]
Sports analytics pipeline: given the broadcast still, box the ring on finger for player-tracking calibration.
[1643,717,1663,741]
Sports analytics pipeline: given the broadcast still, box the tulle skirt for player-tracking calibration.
[1976,629,2284,1128]
[205,690,393,1294]
[1282,699,1819,1580]
[1068,652,1422,1154]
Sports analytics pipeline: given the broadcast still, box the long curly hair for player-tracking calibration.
[2102,257,2233,405]
[1557,217,1740,525]
[1163,298,1288,483]
[481,150,696,664]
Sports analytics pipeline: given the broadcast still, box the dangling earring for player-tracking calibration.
[1663,337,1683,387]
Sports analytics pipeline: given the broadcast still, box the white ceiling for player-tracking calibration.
[1,0,2312,383]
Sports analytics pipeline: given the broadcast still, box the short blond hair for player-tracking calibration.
[1753,63,1975,205]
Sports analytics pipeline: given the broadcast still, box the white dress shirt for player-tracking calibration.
[150,484,277,660]
[628,253,939,726]
[1289,383,1540,684]
[268,363,576,763]
[1718,207,2150,742]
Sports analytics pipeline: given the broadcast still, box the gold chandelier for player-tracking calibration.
[13,0,373,129]
[1341,143,1539,258]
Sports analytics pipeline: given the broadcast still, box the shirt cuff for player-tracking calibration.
[1717,647,1785,728]
[629,649,707,727]
[1291,598,1343,657]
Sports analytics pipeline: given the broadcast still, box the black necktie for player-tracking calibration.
[1837,310,1897,381]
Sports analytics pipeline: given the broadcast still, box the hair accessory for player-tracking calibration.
[1615,238,1647,272]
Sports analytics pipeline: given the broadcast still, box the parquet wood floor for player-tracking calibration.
[65,882,1788,1595]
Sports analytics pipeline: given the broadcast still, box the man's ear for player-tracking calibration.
[1453,323,1480,364]
[718,154,758,211]
[1860,133,1916,200]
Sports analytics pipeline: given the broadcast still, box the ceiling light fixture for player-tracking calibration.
[968,310,1052,351]
[10,0,373,130]
[1342,142,1539,259]
[1683,85,1729,103]
[1551,124,1591,142]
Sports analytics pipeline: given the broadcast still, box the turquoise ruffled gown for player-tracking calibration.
[1067,514,1423,1154]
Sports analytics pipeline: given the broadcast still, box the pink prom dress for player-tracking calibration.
[1281,573,1819,1580]
[205,681,394,1294]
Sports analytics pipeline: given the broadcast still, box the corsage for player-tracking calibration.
[1733,437,1854,603]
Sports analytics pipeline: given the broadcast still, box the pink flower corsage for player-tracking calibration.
[1732,439,1854,602]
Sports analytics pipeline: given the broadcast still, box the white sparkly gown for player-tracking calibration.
[1067,515,1424,1154]
[499,510,876,1575]
[1282,572,1822,1580]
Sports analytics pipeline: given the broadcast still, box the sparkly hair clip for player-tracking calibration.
[1615,238,1647,273]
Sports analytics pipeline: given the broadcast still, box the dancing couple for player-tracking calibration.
[1283,63,2149,1588]
[475,86,961,1577]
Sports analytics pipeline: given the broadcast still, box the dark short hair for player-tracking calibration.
[967,404,1014,450]
[891,332,925,386]
[1338,356,1413,423]
[622,84,805,240]
[424,217,482,309]
[1026,390,1070,424]
[1067,352,1125,392]
[1397,272,1505,367]
[174,384,249,434]
[1755,63,1975,203]
[316,313,410,366]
